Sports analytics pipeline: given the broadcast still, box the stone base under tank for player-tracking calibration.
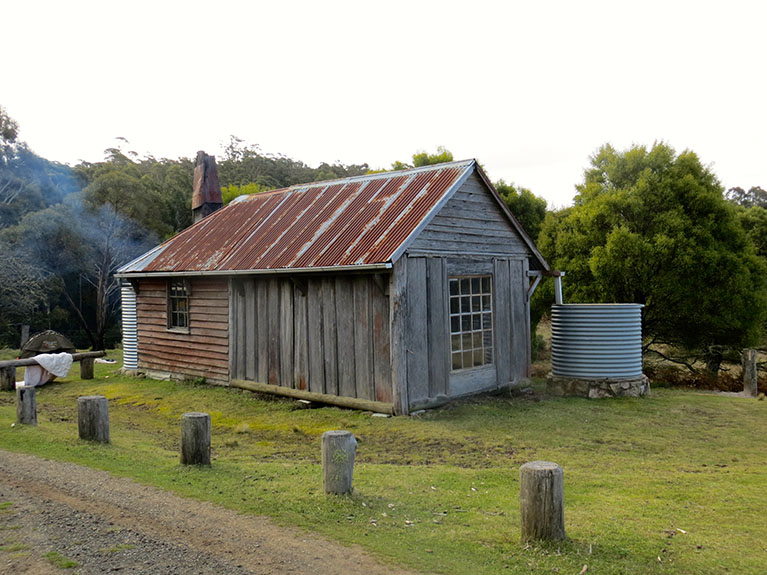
[547,374,650,398]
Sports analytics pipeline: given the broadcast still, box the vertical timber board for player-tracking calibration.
[406,257,429,404]
[372,275,393,404]
[245,279,256,381]
[279,280,294,388]
[267,278,281,386]
[353,277,374,400]
[390,258,409,415]
[493,259,512,387]
[336,277,356,398]
[427,257,449,397]
[235,279,247,380]
[294,283,309,390]
[256,279,268,383]
[509,259,527,382]
[321,277,339,396]
[306,278,325,394]
[228,278,236,380]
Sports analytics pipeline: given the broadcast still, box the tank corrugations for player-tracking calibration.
[120,285,138,371]
[551,304,643,378]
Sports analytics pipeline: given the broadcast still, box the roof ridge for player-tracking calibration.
[239,159,476,201]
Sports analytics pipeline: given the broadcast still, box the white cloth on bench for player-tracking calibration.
[16,352,74,388]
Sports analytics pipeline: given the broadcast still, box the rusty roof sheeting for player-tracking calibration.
[119,160,476,274]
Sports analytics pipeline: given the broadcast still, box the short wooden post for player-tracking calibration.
[16,386,37,426]
[520,461,565,542]
[78,395,110,443]
[743,349,758,397]
[20,324,30,349]
[80,357,95,380]
[321,430,357,494]
[180,412,211,465]
[0,366,15,391]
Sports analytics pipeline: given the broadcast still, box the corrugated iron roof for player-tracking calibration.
[119,160,478,274]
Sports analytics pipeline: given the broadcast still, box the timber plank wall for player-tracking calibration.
[403,171,534,407]
[136,278,229,384]
[230,274,392,404]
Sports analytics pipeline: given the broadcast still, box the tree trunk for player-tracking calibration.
[703,346,723,381]
[520,461,565,542]
[61,282,98,349]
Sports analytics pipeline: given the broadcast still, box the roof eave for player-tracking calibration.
[115,262,393,279]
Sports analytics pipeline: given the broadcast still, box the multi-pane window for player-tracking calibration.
[168,280,189,330]
[449,275,493,370]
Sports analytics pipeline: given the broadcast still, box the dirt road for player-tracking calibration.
[0,450,419,574]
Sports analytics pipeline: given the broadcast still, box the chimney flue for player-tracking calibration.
[192,151,223,223]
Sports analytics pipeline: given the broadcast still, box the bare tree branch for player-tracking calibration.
[645,347,699,373]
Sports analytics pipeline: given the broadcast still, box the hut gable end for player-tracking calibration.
[407,172,531,257]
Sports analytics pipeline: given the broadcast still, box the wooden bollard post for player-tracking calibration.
[520,461,565,542]
[16,386,37,426]
[743,349,758,397]
[321,430,357,494]
[80,357,95,380]
[0,366,15,391]
[78,395,110,443]
[180,412,211,465]
[20,324,30,349]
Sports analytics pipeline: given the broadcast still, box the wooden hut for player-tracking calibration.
[116,159,550,414]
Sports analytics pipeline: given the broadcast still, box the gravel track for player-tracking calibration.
[0,450,418,575]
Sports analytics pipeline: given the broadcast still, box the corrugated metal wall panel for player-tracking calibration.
[121,285,138,370]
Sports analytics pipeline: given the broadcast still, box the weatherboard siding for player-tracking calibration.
[136,278,229,384]
[230,274,392,403]
[408,172,531,256]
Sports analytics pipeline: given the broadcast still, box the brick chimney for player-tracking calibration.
[192,151,223,223]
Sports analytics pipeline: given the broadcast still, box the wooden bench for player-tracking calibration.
[0,351,106,391]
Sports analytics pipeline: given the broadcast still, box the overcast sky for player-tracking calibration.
[4,0,766,207]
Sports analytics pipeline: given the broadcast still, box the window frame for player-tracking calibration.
[167,279,190,332]
[448,274,494,372]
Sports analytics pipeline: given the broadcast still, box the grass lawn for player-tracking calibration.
[0,351,765,574]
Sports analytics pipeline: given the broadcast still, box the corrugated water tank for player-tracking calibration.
[121,285,138,371]
[551,304,643,379]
